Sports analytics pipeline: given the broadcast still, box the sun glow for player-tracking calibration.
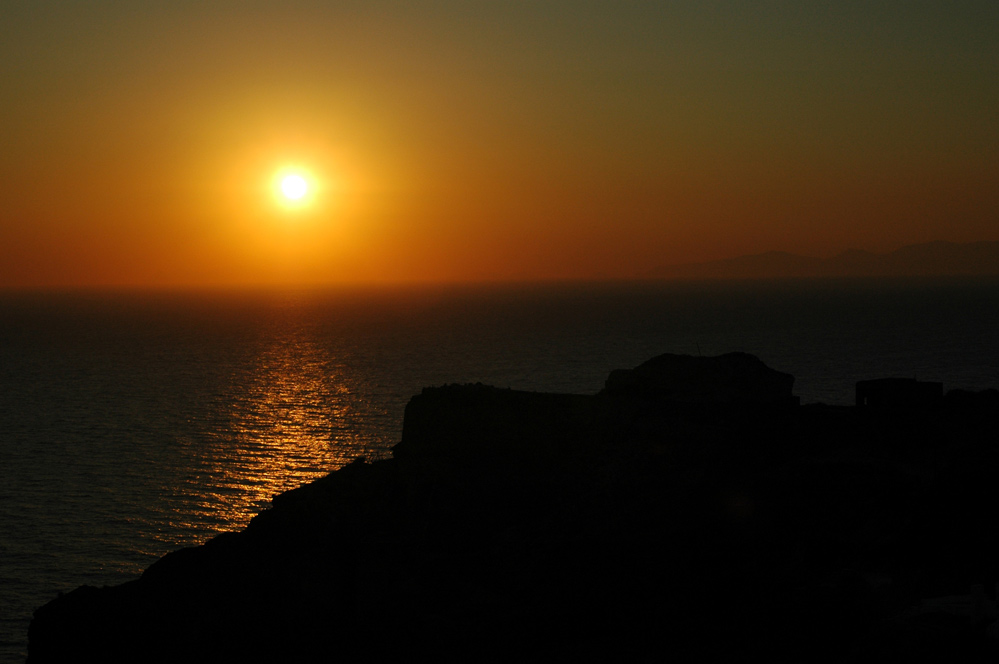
[273,168,317,209]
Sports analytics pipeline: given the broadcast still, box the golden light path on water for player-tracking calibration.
[218,341,349,529]
[162,305,365,541]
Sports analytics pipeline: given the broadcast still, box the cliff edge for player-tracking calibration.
[28,354,999,662]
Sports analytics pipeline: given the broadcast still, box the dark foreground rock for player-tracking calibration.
[28,354,999,662]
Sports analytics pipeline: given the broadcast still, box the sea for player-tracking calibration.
[2,277,998,662]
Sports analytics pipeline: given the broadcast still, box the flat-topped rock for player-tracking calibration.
[603,352,796,404]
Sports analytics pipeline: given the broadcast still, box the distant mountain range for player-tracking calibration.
[659,241,999,280]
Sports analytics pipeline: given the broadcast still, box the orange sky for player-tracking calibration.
[2,2,997,288]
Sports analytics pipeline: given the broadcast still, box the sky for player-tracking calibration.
[1,1,997,288]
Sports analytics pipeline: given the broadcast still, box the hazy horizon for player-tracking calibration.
[3,239,998,293]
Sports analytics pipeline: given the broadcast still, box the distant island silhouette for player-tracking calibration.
[28,353,999,662]
[657,241,999,280]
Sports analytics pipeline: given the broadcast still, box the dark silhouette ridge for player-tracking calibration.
[603,351,797,405]
[28,353,999,662]
[658,240,999,280]
[856,377,943,408]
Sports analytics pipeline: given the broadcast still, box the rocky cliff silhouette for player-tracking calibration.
[28,354,999,662]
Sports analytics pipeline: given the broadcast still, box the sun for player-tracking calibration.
[280,174,308,200]
[272,168,317,209]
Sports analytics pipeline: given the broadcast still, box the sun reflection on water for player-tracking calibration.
[186,314,362,534]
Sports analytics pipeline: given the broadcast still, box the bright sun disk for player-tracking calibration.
[280,174,308,200]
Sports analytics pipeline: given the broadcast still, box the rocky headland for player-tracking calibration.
[28,353,999,662]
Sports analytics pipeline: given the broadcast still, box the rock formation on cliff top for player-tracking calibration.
[603,351,796,404]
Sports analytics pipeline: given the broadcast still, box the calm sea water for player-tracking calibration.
[2,278,998,661]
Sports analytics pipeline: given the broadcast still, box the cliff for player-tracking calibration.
[28,354,999,662]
